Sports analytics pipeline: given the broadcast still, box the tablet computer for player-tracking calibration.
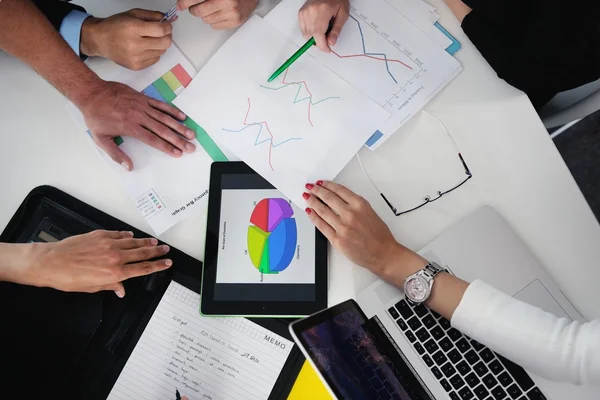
[201,162,328,317]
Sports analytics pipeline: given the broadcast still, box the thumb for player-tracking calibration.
[108,282,126,298]
[327,13,348,46]
[98,137,134,171]
[127,8,165,21]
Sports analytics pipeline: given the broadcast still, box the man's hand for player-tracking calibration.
[16,230,172,297]
[299,0,349,52]
[80,9,174,71]
[80,81,197,170]
[178,0,258,29]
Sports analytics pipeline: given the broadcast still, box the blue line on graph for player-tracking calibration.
[349,14,398,83]
[222,124,301,148]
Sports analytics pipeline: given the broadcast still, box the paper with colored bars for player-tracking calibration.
[107,281,293,400]
[265,0,462,150]
[173,16,389,208]
[66,45,232,235]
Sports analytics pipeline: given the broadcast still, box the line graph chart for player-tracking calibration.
[260,69,340,126]
[331,15,413,84]
[223,98,301,171]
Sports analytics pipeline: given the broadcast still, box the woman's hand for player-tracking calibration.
[298,0,350,52]
[303,181,426,281]
[17,230,172,297]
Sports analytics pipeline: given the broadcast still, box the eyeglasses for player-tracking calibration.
[358,111,473,216]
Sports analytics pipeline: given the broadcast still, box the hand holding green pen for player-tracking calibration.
[268,14,339,82]
[299,0,350,51]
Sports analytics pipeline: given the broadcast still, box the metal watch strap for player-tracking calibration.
[422,261,445,279]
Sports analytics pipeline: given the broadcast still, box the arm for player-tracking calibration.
[302,180,600,385]
[0,230,172,297]
[31,0,87,30]
[0,0,196,170]
[443,0,472,23]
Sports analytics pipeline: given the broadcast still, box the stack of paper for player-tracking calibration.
[265,0,463,150]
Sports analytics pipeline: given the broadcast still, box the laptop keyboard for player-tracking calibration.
[388,299,547,400]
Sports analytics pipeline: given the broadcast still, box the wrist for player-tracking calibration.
[0,243,48,287]
[374,243,428,287]
[80,17,104,58]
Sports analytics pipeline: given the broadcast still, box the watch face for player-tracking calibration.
[405,275,430,302]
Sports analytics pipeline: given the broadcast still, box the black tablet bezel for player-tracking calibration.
[290,300,435,400]
[201,161,328,316]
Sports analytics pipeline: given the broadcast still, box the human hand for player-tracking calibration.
[80,9,174,71]
[303,181,426,280]
[79,81,196,170]
[178,0,258,29]
[299,0,349,52]
[24,230,172,297]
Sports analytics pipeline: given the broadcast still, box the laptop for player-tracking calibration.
[290,206,598,400]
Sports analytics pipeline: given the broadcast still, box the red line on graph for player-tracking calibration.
[331,50,413,70]
[243,98,275,171]
[281,69,314,127]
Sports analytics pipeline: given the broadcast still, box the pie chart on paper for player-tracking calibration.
[247,198,297,274]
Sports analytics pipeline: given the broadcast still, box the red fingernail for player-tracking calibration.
[305,208,312,215]
[302,192,311,200]
[316,180,324,186]
[305,183,314,190]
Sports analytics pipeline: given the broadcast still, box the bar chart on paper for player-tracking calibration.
[142,64,228,162]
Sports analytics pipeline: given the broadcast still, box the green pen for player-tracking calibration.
[267,37,316,82]
[267,21,334,82]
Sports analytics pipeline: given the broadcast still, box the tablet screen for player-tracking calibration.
[214,173,316,302]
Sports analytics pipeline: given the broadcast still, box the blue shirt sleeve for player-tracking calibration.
[59,10,91,57]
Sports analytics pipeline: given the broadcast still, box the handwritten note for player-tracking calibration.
[107,281,293,400]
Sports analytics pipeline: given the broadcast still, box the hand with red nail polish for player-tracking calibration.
[302,180,421,276]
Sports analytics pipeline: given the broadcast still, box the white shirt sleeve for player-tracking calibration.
[451,279,600,385]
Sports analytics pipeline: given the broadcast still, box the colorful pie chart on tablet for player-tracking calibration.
[247,198,297,274]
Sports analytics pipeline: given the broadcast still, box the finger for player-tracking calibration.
[306,207,337,240]
[177,0,198,11]
[136,20,173,37]
[143,35,173,50]
[211,18,242,30]
[189,0,223,18]
[121,244,170,264]
[127,8,165,21]
[298,10,309,39]
[305,193,342,229]
[202,10,228,24]
[93,230,134,239]
[131,124,182,157]
[306,183,349,215]
[121,259,174,280]
[130,57,160,71]
[98,138,134,170]
[148,109,195,140]
[108,282,126,298]
[311,14,332,52]
[142,117,195,153]
[148,98,187,121]
[140,49,168,60]
[317,180,361,207]
[114,237,159,250]
[327,11,349,46]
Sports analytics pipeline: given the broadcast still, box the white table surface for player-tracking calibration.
[1,0,599,320]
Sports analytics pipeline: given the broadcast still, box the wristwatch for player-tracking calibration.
[404,262,445,305]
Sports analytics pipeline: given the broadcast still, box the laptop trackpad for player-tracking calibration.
[513,279,572,321]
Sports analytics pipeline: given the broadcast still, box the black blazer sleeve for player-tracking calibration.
[32,0,88,31]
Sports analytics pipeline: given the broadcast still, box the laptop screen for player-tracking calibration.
[297,301,433,400]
